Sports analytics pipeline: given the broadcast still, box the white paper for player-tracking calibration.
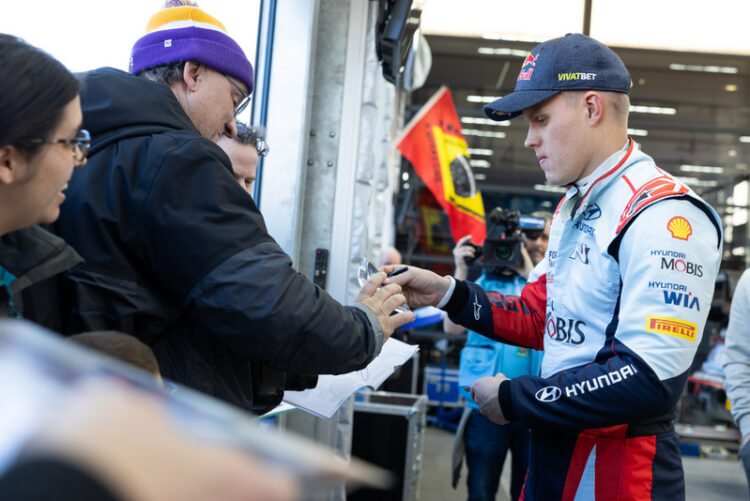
[258,401,298,419]
[280,338,419,419]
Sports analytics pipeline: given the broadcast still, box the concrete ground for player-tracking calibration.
[417,425,748,501]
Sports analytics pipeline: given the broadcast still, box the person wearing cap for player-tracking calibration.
[38,1,412,411]
[384,33,722,499]
[217,122,268,196]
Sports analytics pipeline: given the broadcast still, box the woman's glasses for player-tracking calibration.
[29,129,91,162]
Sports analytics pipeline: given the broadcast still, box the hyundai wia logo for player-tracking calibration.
[535,386,562,402]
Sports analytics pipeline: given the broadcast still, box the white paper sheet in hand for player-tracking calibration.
[282,338,419,419]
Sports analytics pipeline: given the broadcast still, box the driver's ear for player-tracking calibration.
[583,91,604,125]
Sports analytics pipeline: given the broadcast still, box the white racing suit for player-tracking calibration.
[442,139,722,500]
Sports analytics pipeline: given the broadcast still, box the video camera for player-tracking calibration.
[464,208,546,270]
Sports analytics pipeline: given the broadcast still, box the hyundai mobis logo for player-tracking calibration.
[545,315,586,344]
[651,249,702,276]
[660,257,703,277]
[534,364,639,403]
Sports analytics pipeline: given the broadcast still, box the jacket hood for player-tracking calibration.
[78,67,199,156]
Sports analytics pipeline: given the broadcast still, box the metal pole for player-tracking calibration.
[582,0,592,35]
[252,0,278,207]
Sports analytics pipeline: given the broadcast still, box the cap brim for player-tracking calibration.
[483,90,560,121]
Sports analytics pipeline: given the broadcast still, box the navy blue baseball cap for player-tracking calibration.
[483,33,631,121]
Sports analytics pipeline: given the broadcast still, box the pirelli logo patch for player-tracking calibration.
[645,315,697,342]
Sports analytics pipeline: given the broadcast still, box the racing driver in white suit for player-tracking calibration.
[385,34,722,501]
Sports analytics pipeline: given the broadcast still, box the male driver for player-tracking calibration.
[386,34,722,499]
[217,122,267,196]
[447,213,550,501]
[46,4,412,410]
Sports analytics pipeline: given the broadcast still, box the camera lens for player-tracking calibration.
[495,243,512,260]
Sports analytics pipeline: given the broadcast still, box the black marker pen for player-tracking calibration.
[386,266,408,278]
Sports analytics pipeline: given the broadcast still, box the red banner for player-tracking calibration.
[396,86,486,244]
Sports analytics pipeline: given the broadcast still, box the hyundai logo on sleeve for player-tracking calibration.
[535,386,562,402]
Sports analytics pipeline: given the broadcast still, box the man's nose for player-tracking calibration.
[524,126,537,149]
[224,118,237,139]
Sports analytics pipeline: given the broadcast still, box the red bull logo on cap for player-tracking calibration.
[518,52,539,81]
[522,52,539,68]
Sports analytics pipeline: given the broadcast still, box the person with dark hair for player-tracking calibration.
[217,122,268,196]
[69,331,162,382]
[384,34,722,499]
[44,2,412,411]
[0,33,86,318]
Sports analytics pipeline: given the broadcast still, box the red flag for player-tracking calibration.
[396,86,486,244]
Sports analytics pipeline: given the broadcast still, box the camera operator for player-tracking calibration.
[520,210,552,273]
[446,211,550,501]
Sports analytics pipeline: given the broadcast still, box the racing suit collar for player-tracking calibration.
[566,139,635,218]
[574,139,632,196]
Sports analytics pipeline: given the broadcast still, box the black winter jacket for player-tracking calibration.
[45,68,383,409]
[0,226,82,320]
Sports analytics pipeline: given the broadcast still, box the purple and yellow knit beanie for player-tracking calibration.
[129,0,254,94]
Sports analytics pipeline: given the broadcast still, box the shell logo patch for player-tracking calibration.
[667,216,692,240]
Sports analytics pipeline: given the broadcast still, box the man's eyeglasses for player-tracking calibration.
[223,74,251,117]
[29,129,91,162]
[236,122,269,157]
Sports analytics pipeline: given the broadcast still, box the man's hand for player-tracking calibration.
[452,235,475,281]
[355,272,414,340]
[470,373,510,425]
[381,265,453,308]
